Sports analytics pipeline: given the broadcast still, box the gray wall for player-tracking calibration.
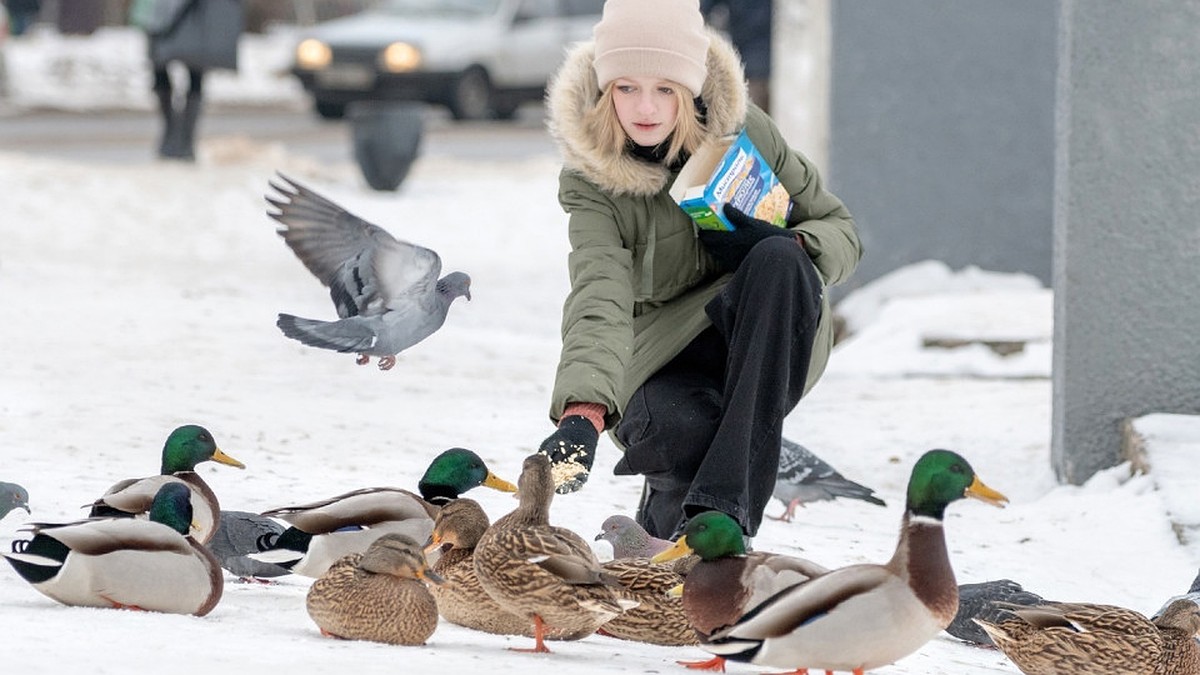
[828,0,1058,298]
[1051,0,1200,484]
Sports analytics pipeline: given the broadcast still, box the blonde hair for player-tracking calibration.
[583,82,708,166]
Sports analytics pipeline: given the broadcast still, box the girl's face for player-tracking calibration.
[611,76,680,147]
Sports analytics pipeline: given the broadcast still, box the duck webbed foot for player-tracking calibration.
[677,656,726,671]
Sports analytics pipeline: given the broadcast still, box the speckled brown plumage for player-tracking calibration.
[306,533,440,646]
[427,498,588,639]
[978,599,1200,675]
[473,454,631,652]
[598,557,698,646]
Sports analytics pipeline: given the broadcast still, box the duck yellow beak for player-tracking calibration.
[423,532,444,556]
[211,448,246,469]
[483,472,517,493]
[650,536,693,564]
[666,582,684,598]
[966,476,1008,507]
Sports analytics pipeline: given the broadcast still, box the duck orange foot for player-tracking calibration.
[101,595,147,611]
[678,656,726,671]
[509,615,553,654]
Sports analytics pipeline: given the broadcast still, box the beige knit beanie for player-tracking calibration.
[592,0,711,98]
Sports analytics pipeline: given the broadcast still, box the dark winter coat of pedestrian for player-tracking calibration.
[535,0,861,542]
[137,0,242,160]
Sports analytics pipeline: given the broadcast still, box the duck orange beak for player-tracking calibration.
[211,448,246,469]
[423,532,444,556]
[483,472,517,493]
[966,476,1008,507]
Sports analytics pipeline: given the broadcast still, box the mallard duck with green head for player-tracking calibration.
[657,449,1007,674]
[253,447,515,578]
[87,424,245,545]
[4,482,223,616]
[977,598,1200,675]
[473,453,635,653]
[306,533,443,646]
[650,510,830,668]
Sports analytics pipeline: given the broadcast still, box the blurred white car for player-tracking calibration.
[292,0,603,120]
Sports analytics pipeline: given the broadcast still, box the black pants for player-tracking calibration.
[613,237,823,539]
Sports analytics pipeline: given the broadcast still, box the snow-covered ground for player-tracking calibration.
[2,25,1198,675]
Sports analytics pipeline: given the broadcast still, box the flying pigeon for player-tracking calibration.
[266,174,471,370]
[769,438,886,522]
[947,578,1046,646]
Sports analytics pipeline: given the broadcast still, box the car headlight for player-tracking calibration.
[380,42,422,72]
[295,39,333,70]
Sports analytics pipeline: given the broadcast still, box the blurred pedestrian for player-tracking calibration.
[701,0,772,111]
[3,0,41,37]
[132,0,243,161]
[535,0,860,542]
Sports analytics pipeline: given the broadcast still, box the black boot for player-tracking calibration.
[173,91,203,162]
[155,87,180,159]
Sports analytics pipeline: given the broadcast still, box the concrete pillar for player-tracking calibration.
[1052,0,1200,483]
[826,0,1058,299]
[773,0,830,173]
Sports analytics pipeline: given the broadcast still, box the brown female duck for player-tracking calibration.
[306,533,443,646]
[472,453,634,653]
[425,498,587,639]
[597,556,698,646]
[977,598,1200,675]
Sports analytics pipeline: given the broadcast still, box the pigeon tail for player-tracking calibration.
[820,477,888,507]
[276,314,376,354]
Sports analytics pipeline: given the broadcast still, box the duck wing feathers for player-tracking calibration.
[86,473,219,544]
[261,487,436,533]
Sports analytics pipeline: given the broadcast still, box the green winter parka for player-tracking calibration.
[544,29,862,434]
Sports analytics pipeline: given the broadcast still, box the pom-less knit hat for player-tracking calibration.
[592,0,711,98]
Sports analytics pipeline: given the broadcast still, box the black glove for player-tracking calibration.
[537,415,599,495]
[697,203,800,272]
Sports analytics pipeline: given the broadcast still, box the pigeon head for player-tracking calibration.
[437,272,471,301]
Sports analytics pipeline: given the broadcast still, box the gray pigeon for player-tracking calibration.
[207,510,290,581]
[0,481,30,520]
[595,514,674,559]
[267,174,472,371]
[769,437,886,522]
[947,579,1045,646]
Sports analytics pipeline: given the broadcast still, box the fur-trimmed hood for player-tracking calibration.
[545,29,748,197]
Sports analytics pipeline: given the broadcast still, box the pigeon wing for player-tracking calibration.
[266,174,441,318]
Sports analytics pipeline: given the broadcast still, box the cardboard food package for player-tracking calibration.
[669,129,792,231]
